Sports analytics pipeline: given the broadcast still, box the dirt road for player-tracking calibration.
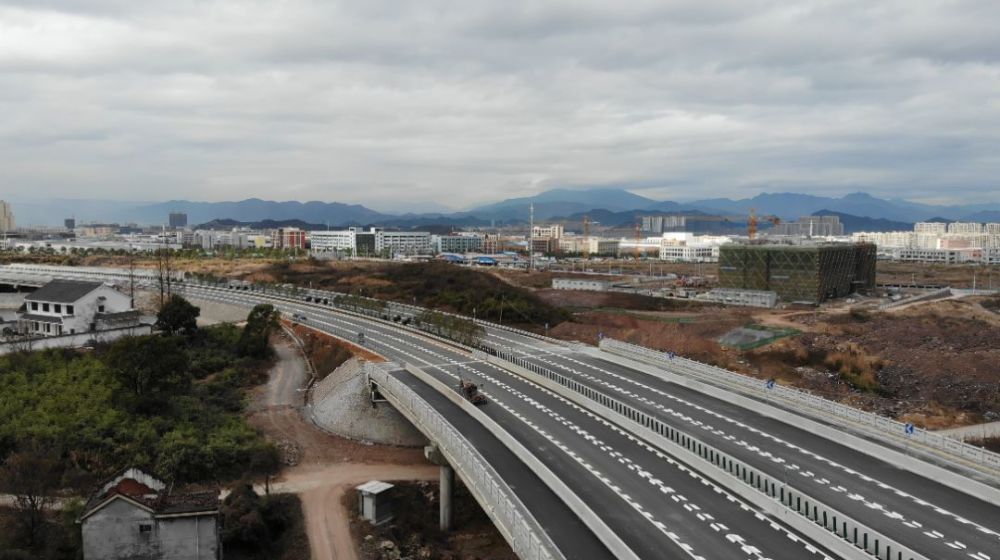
[248,336,432,559]
[271,463,439,560]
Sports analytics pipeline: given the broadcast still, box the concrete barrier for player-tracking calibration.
[393,363,643,560]
[599,338,1000,480]
[477,348,928,560]
[0,324,153,355]
[593,343,1000,507]
[366,362,564,560]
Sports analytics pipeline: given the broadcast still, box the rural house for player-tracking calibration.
[79,467,220,560]
[16,279,138,336]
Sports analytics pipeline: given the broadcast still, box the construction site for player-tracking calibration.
[717,243,877,304]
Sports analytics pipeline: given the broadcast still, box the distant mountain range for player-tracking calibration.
[9,188,1000,231]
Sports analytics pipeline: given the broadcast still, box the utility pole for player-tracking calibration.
[528,203,534,273]
[128,249,136,306]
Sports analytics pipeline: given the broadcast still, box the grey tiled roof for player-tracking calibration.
[18,313,64,324]
[24,280,103,303]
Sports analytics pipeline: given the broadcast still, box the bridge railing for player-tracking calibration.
[599,338,1000,472]
[365,362,563,560]
[476,346,929,560]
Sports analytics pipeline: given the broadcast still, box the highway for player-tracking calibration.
[391,367,615,560]
[188,285,838,560]
[483,327,1000,560]
[3,264,996,559]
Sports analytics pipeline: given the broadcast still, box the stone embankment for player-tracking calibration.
[310,358,427,447]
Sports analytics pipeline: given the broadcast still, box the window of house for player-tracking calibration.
[66,305,74,314]
[42,303,50,312]
[138,523,153,540]
[54,304,62,313]
[31,302,38,311]
[98,305,105,313]
[45,324,51,333]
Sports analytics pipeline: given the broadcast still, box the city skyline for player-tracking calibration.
[2,1,999,209]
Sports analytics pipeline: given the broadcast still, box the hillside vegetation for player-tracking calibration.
[246,261,570,329]
[0,323,279,487]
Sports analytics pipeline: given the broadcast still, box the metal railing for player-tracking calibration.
[476,346,928,560]
[599,338,1000,472]
[366,362,563,560]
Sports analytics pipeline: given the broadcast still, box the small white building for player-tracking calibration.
[17,279,136,336]
[356,480,395,525]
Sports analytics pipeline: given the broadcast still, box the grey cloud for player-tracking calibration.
[0,0,999,209]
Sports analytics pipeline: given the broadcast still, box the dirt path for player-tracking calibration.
[247,337,432,559]
[270,463,439,560]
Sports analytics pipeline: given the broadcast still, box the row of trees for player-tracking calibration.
[415,310,486,347]
[335,293,388,316]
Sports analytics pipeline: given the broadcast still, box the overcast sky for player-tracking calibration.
[2,0,998,211]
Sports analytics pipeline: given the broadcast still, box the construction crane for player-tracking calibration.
[747,208,758,241]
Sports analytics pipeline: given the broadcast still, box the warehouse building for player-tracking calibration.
[717,244,876,304]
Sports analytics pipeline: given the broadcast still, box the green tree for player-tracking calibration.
[103,336,191,403]
[157,294,201,335]
[0,449,61,550]
[238,304,280,358]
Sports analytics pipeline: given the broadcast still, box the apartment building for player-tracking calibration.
[769,216,844,237]
[432,234,484,254]
[947,222,983,235]
[914,222,947,235]
[532,225,564,239]
[272,227,307,250]
[375,231,431,256]
[0,200,14,232]
[310,230,357,255]
[641,215,686,233]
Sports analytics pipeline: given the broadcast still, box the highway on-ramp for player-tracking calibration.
[190,285,838,560]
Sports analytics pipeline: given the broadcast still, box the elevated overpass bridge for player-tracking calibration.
[2,264,999,560]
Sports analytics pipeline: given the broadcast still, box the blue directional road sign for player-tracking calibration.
[766,379,776,389]
[905,423,915,435]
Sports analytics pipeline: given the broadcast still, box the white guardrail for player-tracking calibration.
[365,362,564,560]
[477,346,928,560]
[877,287,951,311]
[599,338,1000,473]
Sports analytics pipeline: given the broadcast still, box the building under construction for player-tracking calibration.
[717,243,876,304]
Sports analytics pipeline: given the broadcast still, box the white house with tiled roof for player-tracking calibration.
[17,279,136,336]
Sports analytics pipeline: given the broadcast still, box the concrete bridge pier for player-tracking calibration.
[424,445,453,531]
[439,464,454,531]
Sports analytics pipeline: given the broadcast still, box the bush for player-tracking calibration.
[0,323,277,485]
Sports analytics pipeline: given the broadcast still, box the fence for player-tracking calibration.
[365,362,563,560]
[599,338,1000,473]
[877,287,951,310]
[0,324,153,355]
[476,346,928,560]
